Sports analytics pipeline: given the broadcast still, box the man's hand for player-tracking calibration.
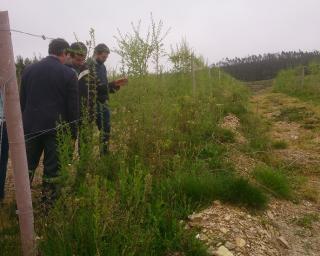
[114,78,128,87]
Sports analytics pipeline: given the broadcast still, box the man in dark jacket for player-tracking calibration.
[20,38,79,202]
[65,42,91,118]
[87,44,127,154]
[66,42,127,154]
[64,42,93,156]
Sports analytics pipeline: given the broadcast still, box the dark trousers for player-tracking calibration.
[26,132,59,201]
[96,103,111,154]
[0,122,9,199]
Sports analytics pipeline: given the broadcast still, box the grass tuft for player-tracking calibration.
[254,165,292,199]
[272,140,288,149]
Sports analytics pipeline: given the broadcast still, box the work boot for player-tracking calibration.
[41,180,58,213]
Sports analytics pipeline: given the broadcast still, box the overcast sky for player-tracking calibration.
[2,0,320,69]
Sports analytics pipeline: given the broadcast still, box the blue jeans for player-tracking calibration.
[0,122,9,199]
[96,103,111,154]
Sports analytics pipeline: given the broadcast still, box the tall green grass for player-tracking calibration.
[273,62,320,103]
[4,69,269,255]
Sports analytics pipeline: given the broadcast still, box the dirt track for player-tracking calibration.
[190,87,320,256]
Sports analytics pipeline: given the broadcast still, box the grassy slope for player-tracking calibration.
[2,69,272,256]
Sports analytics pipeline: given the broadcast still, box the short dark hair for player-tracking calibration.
[94,43,110,54]
[69,42,87,57]
[48,38,70,56]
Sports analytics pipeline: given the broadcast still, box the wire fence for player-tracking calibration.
[0,28,55,40]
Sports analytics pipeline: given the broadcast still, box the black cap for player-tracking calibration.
[94,43,110,54]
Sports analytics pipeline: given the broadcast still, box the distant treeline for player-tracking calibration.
[214,51,320,81]
[15,55,40,83]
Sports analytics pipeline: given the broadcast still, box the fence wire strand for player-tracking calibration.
[0,28,55,40]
